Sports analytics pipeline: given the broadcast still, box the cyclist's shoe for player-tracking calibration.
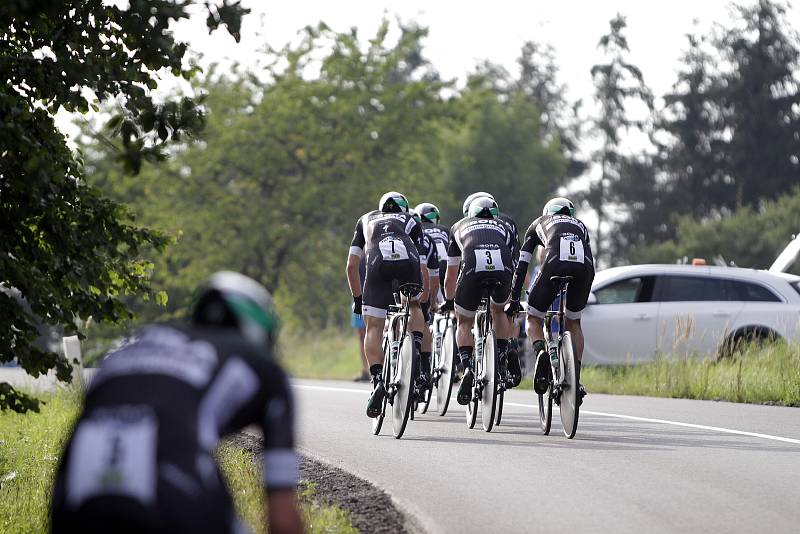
[533,350,550,395]
[578,384,587,406]
[508,351,522,388]
[416,371,432,394]
[366,380,386,418]
[456,368,474,405]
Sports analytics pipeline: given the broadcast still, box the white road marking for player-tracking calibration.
[503,402,800,446]
[294,384,800,446]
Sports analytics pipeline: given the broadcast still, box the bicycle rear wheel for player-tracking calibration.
[436,318,455,416]
[538,387,552,435]
[372,338,391,436]
[392,332,417,439]
[480,330,498,432]
[558,331,579,439]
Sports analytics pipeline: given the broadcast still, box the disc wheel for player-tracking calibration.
[558,331,579,439]
[392,333,417,439]
[371,338,391,436]
[480,330,498,432]
[436,318,455,416]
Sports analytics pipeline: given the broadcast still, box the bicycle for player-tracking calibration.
[426,308,456,415]
[372,281,423,439]
[537,275,580,439]
[465,279,502,432]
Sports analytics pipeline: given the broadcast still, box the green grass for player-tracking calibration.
[0,390,81,534]
[217,444,356,534]
[582,341,800,406]
[278,327,364,380]
[0,391,356,533]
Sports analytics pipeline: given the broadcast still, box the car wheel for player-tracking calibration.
[718,327,779,360]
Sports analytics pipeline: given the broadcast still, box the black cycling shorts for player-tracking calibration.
[362,256,421,319]
[454,266,512,318]
[527,259,595,320]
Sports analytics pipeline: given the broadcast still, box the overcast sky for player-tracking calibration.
[58,0,800,152]
[170,0,799,104]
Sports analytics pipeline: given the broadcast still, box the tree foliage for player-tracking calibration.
[0,0,248,411]
[588,14,654,263]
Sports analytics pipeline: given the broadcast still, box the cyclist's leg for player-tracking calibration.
[419,299,433,378]
[563,262,594,395]
[453,269,481,404]
[526,268,557,394]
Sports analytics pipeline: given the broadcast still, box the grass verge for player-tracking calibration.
[0,390,356,534]
[280,329,800,407]
[278,327,364,381]
[583,341,800,406]
[217,444,356,534]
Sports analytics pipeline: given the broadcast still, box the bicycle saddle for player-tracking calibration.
[550,275,574,283]
[478,278,503,288]
[397,282,423,295]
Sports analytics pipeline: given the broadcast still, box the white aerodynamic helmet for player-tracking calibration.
[543,197,575,217]
[462,191,495,216]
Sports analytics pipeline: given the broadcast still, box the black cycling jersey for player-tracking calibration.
[511,214,595,318]
[447,216,514,314]
[350,210,424,318]
[497,212,520,264]
[350,210,424,263]
[422,221,449,287]
[51,323,295,534]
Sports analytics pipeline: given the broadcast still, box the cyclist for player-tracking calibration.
[442,197,514,405]
[462,192,523,386]
[50,271,302,534]
[346,192,429,418]
[506,197,595,400]
[415,202,450,300]
[410,208,440,388]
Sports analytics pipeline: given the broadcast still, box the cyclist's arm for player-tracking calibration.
[426,239,440,302]
[347,219,365,298]
[259,361,302,534]
[510,227,542,301]
[444,231,460,300]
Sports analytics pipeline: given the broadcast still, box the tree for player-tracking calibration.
[79,20,454,332]
[588,14,654,263]
[0,1,249,411]
[445,82,566,227]
[718,0,800,208]
[516,41,585,177]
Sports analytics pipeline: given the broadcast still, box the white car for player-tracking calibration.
[581,259,800,364]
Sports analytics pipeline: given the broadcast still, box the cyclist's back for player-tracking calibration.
[51,272,301,534]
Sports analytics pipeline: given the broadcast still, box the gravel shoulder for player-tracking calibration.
[228,432,408,534]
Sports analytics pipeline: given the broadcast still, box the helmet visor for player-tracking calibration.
[394,197,409,210]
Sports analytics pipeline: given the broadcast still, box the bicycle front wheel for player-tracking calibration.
[538,387,552,435]
[559,331,579,439]
[480,330,498,432]
[392,332,417,439]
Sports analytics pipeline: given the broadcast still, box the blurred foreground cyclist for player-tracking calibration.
[506,197,595,403]
[51,272,302,534]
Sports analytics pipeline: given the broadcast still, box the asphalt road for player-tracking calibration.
[293,379,800,534]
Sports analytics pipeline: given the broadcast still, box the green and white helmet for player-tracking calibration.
[543,197,575,217]
[468,196,499,218]
[414,202,440,223]
[192,271,279,353]
[462,192,495,216]
[378,192,409,213]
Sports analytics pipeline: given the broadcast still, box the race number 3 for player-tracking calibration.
[379,238,409,261]
[475,249,503,272]
[559,236,584,263]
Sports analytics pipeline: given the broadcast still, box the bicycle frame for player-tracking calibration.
[384,288,413,398]
[543,281,569,385]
